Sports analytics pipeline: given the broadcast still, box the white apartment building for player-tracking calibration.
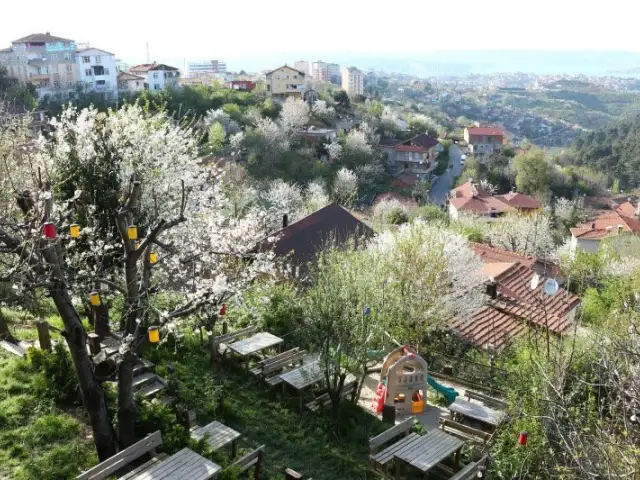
[129,63,180,92]
[75,48,118,99]
[341,66,364,95]
[294,60,310,76]
[327,63,340,83]
[187,60,226,78]
[310,61,330,81]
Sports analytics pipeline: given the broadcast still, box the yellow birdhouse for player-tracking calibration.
[148,326,160,343]
[127,225,138,240]
[70,224,80,238]
[89,290,101,307]
[149,251,158,265]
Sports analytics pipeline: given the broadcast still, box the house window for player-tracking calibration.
[85,69,92,76]
[82,56,90,63]
[67,81,73,88]
[153,72,158,78]
[49,53,57,60]
[64,53,72,61]
[135,81,139,86]
[53,80,60,89]
[154,83,160,90]
[65,64,73,73]
[95,55,101,63]
[105,68,109,75]
[487,136,492,143]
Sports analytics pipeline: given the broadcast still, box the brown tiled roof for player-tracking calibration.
[449,195,513,215]
[616,201,637,217]
[264,65,306,76]
[13,33,74,44]
[394,145,426,153]
[450,180,491,199]
[495,192,540,210]
[130,63,179,72]
[255,203,373,272]
[117,72,145,81]
[408,133,440,150]
[471,243,536,267]
[571,211,640,239]
[450,261,580,351]
[466,127,504,136]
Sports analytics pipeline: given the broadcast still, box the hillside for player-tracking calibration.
[565,113,640,188]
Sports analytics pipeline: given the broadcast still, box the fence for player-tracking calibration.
[424,351,510,394]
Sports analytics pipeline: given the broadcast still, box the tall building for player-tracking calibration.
[187,60,226,78]
[0,32,118,100]
[294,60,309,76]
[310,61,330,82]
[327,63,340,83]
[341,66,364,95]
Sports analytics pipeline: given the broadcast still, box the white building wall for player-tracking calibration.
[75,49,118,99]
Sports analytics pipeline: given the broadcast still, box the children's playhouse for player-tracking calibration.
[373,345,458,415]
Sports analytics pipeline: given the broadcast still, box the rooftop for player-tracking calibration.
[570,211,640,239]
[495,191,541,210]
[264,65,306,77]
[13,33,74,44]
[466,127,504,136]
[117,71,145,81]
[130,63,179,72]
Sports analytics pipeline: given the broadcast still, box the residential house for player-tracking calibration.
[228,80,256,91]
[117,72,145,93]
[464,126,505,155]
[341,67,364,96]
[450,256,580,351]
[570,210,640,254]
[75,48,118,100]
[300,127,337,146]
[381,134,441,183]
[254,203,373,278]
[129,63,180,92]
[0,33,79,100]
[448,180,540,220]
[264,65,306,99]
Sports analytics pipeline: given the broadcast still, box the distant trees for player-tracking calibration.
[513,148,552,199]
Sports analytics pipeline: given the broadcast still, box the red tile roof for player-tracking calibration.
[471,243,536,268]
[571,211,640,239]
[466,127,504,136]
[495,192,540,210]
[130,63,179,72]
[616,201,637,217]
[449,195,513,215]
[450,261,580,351]
[451,180,491,199]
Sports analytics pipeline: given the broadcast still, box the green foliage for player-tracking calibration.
[386,207,409,225]
[27,344,79,405]
[513,148,551,197]
[411,204,448,223]
[333,90,350,109]
[207,122,226,154]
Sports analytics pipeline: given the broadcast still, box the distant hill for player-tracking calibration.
[566,114,640,188]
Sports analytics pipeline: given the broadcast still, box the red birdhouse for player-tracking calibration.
[219,303,226,316]
[42,222,56,239]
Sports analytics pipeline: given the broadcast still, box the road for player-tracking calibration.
[429,144,463,206]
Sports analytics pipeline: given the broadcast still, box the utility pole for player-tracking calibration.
[146,42,150,63]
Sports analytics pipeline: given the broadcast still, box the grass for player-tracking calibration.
[0,351,97,479]
[146,333,387,479]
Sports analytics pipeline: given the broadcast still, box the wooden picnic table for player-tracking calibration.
[122,447,221,480]
[394,429,465,478]
[227,332,283,357]
[448,398,506,429]
[191,421,241,458]
[279,361,324,411]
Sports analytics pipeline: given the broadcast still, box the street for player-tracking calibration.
[429,144,463,206]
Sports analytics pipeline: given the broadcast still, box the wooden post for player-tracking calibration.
[285,468,302,480]
[207,330,218,363]
[253,449,264,480]
[92,304,110,339]
[88,333,101,355]
[222,321,228,334]
[37,320,52,352]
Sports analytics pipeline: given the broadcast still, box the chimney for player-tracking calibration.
[486,280,498,299]
[46,31,50,35]
[282,214,289,229]
[617,224,623,235]
[591,222,596,229]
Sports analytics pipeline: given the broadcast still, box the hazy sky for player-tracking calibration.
[2,0,640,70]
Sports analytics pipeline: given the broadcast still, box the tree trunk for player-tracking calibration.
[124,258,139,335]
[92,304,111,339]
[50,286,117,460]
[117,350,138,448]
[0,308,17,344]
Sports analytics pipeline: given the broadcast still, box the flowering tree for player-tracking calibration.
[487,213,555,258]
[311,100,336,124]
[279,97,309,132]
[331,168,358,208]
[326,140,343,162]
[344,129,373,156]
[0,105,274,458]
[204,108,240,134]
[372,199,410,227]
[304,180,330,214]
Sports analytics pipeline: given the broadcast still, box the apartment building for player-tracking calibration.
[264,65,306,99]
[464,126,505,155]
[129,63,180,92]
[327,63,340,83]
[294,60,309,76]
[310,61,330,81]
[75,48,118,99]
[341,66,364,95]
[188,60,226,78]
[0,33,79,99]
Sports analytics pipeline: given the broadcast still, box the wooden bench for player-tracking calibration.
[439,418,493,446]
[209,326,256,360]
[249,348,303,377]
[228,445,265,480]
[262,350,308,387]
[465,390,507,410]
[369,416,416,472]
[449,455,488,480]
[76,431,163,480]
[305,380,357,413]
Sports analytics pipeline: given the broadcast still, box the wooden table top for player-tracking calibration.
[394,429,465,473]
[124,448,220,480]
[449,398,506,427]
[279,361,323,390]
[191,421,241,451]
[227,332,283,357]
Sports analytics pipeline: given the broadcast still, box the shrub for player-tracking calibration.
[387,207,409,225]
[27,344,79,404]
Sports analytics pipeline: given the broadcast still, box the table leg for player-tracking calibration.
[281,382,287,404]
[395,458,402,480]
[454,448,461,471]
[299,391,303,412]
[231,440,237,459]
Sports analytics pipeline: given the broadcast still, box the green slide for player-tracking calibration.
[427,375,459,404]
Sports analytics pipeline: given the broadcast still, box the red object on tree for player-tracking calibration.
[518,431,528,446]
[219,303,226,316]
[42,222,56,239]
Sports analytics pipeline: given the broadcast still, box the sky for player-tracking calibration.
[2,0,640,72]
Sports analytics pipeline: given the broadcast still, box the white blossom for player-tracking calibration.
[326,140,343,161]
[331,168,358,208]
[279,97,309,131]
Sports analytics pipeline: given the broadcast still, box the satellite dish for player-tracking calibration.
[530,273,540,290]
[543,278,559,296]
